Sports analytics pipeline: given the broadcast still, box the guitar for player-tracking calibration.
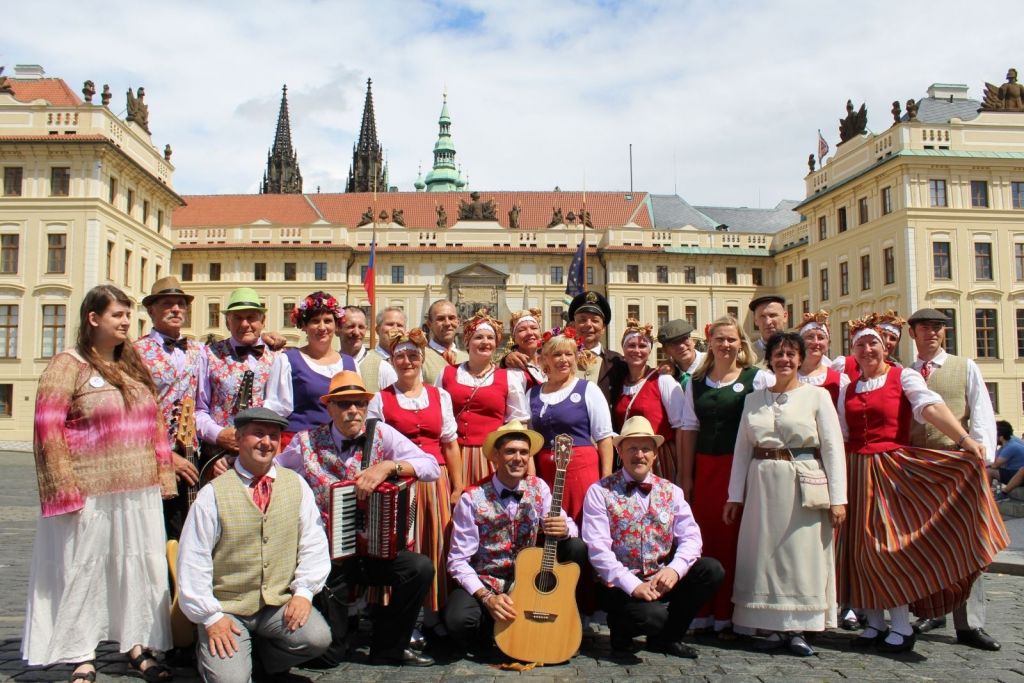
[494,434,581,664]
[166,396,198,648]
[200,369,255,480]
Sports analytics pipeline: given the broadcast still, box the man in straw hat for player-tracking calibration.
[443,420,589,658]
[176,407,332,683]
[582,416,724,660]
[277,371,440,667]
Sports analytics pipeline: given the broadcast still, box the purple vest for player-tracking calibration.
[529,379,593,448]
[598,471,677,580]
[135,335,202,451]
[291,422,387,517]
[467,476,546,592]
[284,348,356,433]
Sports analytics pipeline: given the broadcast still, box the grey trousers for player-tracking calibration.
[953,573,986,630]
[196,603,331,683]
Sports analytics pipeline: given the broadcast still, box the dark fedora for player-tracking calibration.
[142,276,193,307]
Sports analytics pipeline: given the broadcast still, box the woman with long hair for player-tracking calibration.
[23,285,177,681]
[796,311,847,406]
[265,291,356,448]
[499,308,546,388]
[680,315,773,637]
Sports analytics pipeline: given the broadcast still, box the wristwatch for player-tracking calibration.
[393,461,404,477]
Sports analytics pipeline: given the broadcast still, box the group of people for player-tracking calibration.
[21,278,1010,681]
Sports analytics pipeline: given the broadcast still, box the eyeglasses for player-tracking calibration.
[332,400,368,409]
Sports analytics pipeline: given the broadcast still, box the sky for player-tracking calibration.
[5,0,1023,206]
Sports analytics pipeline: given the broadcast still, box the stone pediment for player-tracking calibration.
[446,262,507,282]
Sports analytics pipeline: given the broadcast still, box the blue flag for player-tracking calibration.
[565,237,586,298]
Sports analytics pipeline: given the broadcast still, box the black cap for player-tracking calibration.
[749,295,786,312]
[567,291,611,323]
[657,319,695,344]
[233,407,289,430]
[907,308,952,326]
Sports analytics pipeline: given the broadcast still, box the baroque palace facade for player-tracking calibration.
[2,65,1024,441]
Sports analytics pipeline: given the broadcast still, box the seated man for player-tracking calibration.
[177,407,331,683]
[582,416,724,659]
[444,420,589,656]
[277,371,441,667]
[993,420,1024,499]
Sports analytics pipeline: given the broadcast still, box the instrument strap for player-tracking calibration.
[360,418,379,471]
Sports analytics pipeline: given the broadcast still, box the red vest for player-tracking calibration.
[844,366,913,454]
[442,364,509,446]
[843,355,860,382]
[379,384,444,463]
[822,368,841,406]
[613,374,674,441]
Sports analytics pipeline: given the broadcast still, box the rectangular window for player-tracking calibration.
[0,304,18,358]
[975,308,998,358]
[839,262,849,296]
[360,265,368,282]
[1,234,18,274]
[254,263,266,281]
[818,216,826,241]
[727,305,739,320]
[586,266,594,285]
[858,197,869,224]
[656,265,669,284]
[881,186,892,215]
[752,267,764,286]
[46,233,66,274]
[657,305,669,327]
[1012,182,1024,209]
[786,304,794,323]
[155,263,162,281]
[971,180,989,208]
[840,322,850,355]
[126,189,134,214]
[802,299,810,315]
[785,263,793,282]
[626,264,639,283]
[685,305,697,329]
[140,257,147,289]
[820,268,830,301]
[683,266,696,284]
[283,303,295,325]
[123,249,132,287]
[837,207,847,232]
[801,259,809,278]
[41,304,66,358]
[0,384,11,417]
[986,382,1000,413]
[1017,309,1024,358]
[284,262,297,281]
[932,241,951,280]
[726,267,737,285]
[209,262,221,281]
[884,246,895,285]
[550,266,563,284]
[391,265,404,284]
[157,210,164,231]
[142,200,150,223]
[181,262,193,282]
[107,241,116,280]
[3,167,22,196]
[109,177,117,203]
[937,308,957,355]
[929,179,947,207]
[860,254,871,290]
[627,304,640,320]
[975,242,993,280]
[314,262,328,281]
[208,302,220,327]
[50,167,70,196]
[1016,244,1024,281]
[549,305,564,329]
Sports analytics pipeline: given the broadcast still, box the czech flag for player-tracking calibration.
[363,237,376,302]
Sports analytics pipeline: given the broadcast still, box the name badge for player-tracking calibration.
[89,376,105,388]
[732,382,745,393]
[570,392,582,403]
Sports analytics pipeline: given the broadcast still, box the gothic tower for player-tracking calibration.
[261,85,303,194]
[347,78,387,193]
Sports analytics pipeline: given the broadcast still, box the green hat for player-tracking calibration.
[223,287,266,314]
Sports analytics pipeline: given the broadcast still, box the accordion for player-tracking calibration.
[328,476,417,560]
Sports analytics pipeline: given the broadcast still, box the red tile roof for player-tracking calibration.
[175,191,651,230]
[8,78,83,107]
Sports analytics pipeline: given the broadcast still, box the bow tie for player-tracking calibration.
[235,344,264,360]
[500,487,524,501]
[162,337,188,353]
[340,434,366,451]
[625,480,653,495]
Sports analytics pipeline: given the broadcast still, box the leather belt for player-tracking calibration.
[752,446,820,461]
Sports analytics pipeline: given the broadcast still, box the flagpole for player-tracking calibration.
[369,166,378,351]
[581,180,588,291]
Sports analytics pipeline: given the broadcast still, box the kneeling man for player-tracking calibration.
[444,420,589,655]
[177,407,331,683]
[582,416,724,659]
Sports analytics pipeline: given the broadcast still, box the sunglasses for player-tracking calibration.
[332,399,368,409]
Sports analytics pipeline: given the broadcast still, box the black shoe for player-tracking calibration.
[851,628,888,648]
[956,628,1001,651]
[647,638,698,659]
[610,633,640,655]
[912,616,947,634]
[877,631,916,654]
[840,615,860,631]
[368,648,435,667]
[787,635,815,657]
[754,634,787,651]
[409,627,427,652]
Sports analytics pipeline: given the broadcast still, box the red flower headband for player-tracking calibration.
[291,291,344,328]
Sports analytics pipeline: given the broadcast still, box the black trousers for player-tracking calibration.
[443,537,589,651]
[597,557,724,642]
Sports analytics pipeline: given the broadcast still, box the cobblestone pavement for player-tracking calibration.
[2,451,1023,682]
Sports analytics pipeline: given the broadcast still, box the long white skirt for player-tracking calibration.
[22,486,172,665]
[731,459,837,633]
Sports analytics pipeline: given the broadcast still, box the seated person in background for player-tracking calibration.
[993,420,1024,500]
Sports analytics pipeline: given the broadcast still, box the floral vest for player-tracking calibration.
[206,339,275,428]
[467,475,546,592]
[597,471,676,580]
[293,422,387,517]
[134,335,202,451]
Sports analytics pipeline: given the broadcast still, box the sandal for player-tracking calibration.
[128,649,174,682]
[70,661,96,683]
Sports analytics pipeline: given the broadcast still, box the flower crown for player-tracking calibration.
[386,327,428,353]
[621,318,654,344]
[464,308,504,340]
[509,308,543,332]
[540,326,598,369]
[847,313,881,339]
[876,309,906,328]
[291,291,344,328]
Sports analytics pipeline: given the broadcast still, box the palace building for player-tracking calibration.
[2,64,1024,442]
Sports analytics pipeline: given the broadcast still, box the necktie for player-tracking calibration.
[252,475,273,513]
[163,336,188,353]
[442,349,458,366]
[920,361,932,380]
[340,434,366,451]
[500,487,524,501]
[235,344,265,360]
[626,480,653,495]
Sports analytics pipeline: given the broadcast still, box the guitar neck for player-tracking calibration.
[540,466,567,572]
[182,446,201,506]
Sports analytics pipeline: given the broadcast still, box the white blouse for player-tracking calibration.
[620,373,687,429]
[532,380,615,442]
[367,384,458,443]
[265,351,358,417]
[434,363,530,422]
[836,367,943,440]
[798,368,851,394]
[680,368,775,431]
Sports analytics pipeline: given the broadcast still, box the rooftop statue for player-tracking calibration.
[981,68,1024,112]
[82,80,96,103]
[457,191,497,220]
[807,153,816,172]
[508,204,520,229]
[392,208,406,226]
[101,84,111,106]
[0,68,12,95]
[579,207,593,229]
[548,207,564,228]
[891,100,902,125]
[838,99,868,143]
[125,86,150,133]
[906,99,919,121]
[436,204,448,229]
[358,206,374,227]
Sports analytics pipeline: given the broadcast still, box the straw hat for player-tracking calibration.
[482,420,545,459]
[319,370,374,404]
[613,416,665,449]
[142,276,193,307]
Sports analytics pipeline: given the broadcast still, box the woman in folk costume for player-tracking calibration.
[499,308,546,389]
[796,311,847,406]
[680,315,773,637]
[612,320,686,484]
[835,314,1008,653]
[23,286,176,681]
[830,309,905,381]
[529,328,615,524]
[436,310,529,486]
[724,332,847,657]
[367,328,463,626]
[265,291,357,449]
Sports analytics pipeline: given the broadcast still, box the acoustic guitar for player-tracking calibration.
[494,434,581,664]
[166,396,198,648]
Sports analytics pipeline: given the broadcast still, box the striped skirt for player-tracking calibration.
[836,447,1009,618]
[461,445,494,489]
[415,464,454,612]
[653,440,679,486]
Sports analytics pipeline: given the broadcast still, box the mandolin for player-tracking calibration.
[494,433,581,664]
[166,396,198,647]
[201,369,255,479]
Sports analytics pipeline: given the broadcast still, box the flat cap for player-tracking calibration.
[233,406,289,430]
[907,308,952,325]
[657,319,695,344]
[567,290,611,323]
[748,294,786,312]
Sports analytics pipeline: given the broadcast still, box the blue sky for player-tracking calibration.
[5,0,1023,206]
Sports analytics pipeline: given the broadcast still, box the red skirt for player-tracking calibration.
[691,453,739,622]
[536,444,599,525]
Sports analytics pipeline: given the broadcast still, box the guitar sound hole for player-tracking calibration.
[534,570,557,594]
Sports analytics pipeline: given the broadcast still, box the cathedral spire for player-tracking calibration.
[423,90,466,192]
[346,78,387,193]
[261,85,303,194]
